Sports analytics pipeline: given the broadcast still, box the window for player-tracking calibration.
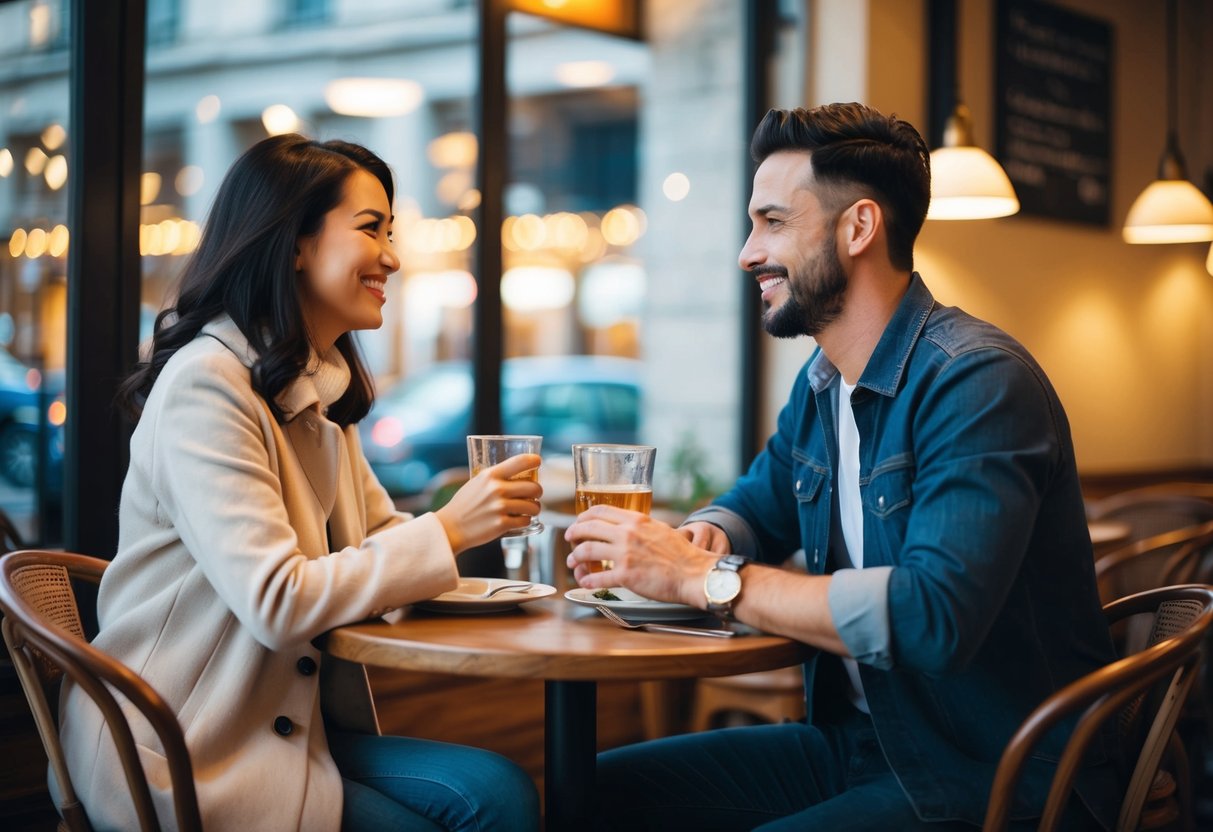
[0,0,70,544]
[282,0,327,27]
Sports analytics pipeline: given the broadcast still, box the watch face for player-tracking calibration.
[705,568,742,604]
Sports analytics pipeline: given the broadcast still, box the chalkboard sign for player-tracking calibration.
[995,0,1113,225]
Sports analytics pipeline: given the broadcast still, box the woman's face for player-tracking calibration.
[295,169,399,350]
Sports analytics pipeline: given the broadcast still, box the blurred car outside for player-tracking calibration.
[360,355,642,498]
[0,347,65,492]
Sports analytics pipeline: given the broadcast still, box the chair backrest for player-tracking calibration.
[983,584,1213,832]
[1094,521,1213,608]
[0,550,201,832]
[1088,491,1213,543]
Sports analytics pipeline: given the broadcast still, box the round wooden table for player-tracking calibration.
[321,597,810,830]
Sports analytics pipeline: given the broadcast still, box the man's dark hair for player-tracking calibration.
[750,103,930,271]
[118,134,394,426]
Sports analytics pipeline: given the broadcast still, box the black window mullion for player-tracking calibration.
[66,0,145,556]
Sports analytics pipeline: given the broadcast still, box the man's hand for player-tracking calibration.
[677,521,732,554]
[565,505,717,608]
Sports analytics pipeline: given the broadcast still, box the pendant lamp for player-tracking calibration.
[926,2,1019,221]
[1122,0,1213,244]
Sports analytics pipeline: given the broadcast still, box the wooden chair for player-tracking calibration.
[1095,521,1213,609]
[983,584,1213,832]
[0,550,201,832]
[1087,491,1213,544]
[690,666,805,731]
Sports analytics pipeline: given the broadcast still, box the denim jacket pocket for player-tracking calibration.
[791,456,827,504]
[864,454,914,518]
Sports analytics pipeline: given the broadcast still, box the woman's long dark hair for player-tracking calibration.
[118,134,395,427]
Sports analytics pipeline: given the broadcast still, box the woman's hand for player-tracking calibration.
[676,521,733,554]
[565,505,717,608]
[435,454,543,554]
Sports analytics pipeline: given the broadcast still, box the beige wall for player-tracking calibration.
[762,0,1213,475]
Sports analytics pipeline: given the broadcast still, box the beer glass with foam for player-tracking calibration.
[572,444,656,571]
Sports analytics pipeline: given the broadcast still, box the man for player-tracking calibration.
[565,103,1119,830]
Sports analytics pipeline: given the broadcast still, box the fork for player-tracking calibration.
[477,582,534,598]
[595,605,736,638]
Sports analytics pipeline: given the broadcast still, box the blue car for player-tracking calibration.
[360,355,642,496]
[0,348,64,491]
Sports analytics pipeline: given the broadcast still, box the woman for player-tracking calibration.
[57,134,541,831]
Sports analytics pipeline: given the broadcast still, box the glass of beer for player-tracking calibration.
[466,435,544,537]
[572,444,656,572]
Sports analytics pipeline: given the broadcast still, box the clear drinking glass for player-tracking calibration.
[466,435,544,537]
[572,444,656,571]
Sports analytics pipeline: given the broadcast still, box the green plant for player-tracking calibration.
[668,431,718,513]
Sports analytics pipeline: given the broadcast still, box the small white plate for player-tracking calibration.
[564,587,706,621]
[416,578,556,614]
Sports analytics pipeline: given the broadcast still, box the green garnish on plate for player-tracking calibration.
[592,588,621,601]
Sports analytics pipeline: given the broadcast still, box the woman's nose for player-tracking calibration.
[381,241,401,273]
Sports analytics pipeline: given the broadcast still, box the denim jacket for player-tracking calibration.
[693,274,1119,826]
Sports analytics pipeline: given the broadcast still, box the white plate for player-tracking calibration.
[564,587,707,621]
[416,578,556,614]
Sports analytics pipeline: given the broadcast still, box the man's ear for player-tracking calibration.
[841,199,882,258]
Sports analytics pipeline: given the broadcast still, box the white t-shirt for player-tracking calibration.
[837,379,870,713]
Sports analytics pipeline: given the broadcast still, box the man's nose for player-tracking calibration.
[738,231,764,272]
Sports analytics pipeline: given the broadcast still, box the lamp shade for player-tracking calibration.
[927,146,1021,220]
[1122,179,1213,244]
[1206,242,1213,276]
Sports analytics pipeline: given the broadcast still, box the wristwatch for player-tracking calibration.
[704,554,747,619]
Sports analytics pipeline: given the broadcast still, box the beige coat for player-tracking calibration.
[57,318,460,831]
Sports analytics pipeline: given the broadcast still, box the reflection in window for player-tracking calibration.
[283,0,329,27]
[0,0,70,543]
[129,0,794,505]
[147,0,181,46]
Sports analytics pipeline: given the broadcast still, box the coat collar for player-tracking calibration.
[199,316,348,422]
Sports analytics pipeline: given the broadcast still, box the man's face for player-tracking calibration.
[739,151,848,339]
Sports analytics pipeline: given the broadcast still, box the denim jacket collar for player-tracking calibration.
[807,272,935,398]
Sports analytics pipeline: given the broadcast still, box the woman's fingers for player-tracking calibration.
[490,453,542,479]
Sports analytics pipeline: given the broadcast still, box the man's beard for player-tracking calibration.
[761,241,848,339]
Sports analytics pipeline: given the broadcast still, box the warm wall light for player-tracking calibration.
[1124,180,1213,244]
[926,0,1018,221]
[324,78,424,118]
[928,109,1019,221]
[1123,0,1213,244]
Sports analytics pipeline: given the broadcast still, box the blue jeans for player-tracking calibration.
[594,710,1102,831]
[329,731,539,831]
